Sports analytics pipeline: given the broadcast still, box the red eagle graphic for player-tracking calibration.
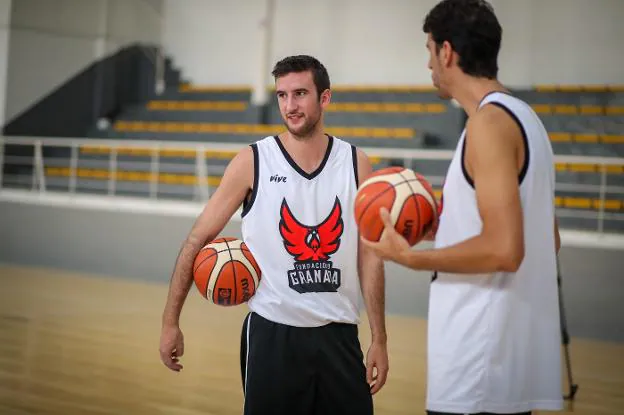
[279,197,344,261]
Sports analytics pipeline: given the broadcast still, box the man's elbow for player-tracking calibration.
[494,240,525,272]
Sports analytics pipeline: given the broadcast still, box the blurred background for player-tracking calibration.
[0,0,623,414]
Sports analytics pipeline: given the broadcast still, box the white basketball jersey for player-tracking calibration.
[241,135,362,327]
[427,92,563,413]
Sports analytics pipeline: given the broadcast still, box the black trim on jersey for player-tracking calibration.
[273,134,334,180]
[460,137,474,188]
[478,89,513,107]
[241,143,259,218]
[489,102,530,185]
[461,100,530,189]
[351,144,359,187]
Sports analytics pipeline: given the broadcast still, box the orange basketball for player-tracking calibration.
[354,167,439,246]
[193,237,261,306]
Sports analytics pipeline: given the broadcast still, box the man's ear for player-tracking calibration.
[320,89,331,108]
[441,40,454,68]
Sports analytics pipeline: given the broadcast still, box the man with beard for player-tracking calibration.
[159,55,388,415]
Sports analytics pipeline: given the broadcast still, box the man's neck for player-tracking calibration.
[280,131,330,174]
[450,77,508,118]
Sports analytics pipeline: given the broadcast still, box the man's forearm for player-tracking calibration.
[359,254,387,344]
[162,240,200,326]
[397,233,522,274]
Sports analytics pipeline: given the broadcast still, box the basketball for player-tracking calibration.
[193,237,261,306]
[354,166,438,246]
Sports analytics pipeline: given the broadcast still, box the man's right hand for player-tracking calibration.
[160,325,185,372]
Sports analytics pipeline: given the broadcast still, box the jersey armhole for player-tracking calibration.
[489,102,530,185]
[241,143,259,218]
[351,145,359,187]
[460,137,475,188]
[461,102,531,189]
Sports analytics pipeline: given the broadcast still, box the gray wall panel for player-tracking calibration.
[0,200,622,343]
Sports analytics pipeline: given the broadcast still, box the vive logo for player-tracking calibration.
[270,174,287,183]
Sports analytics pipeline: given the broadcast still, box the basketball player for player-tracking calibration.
[363,1,563,414]
[159,55,389,415]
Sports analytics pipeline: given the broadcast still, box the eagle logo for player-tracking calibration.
[278,197,344,293]
[279,197,343,261]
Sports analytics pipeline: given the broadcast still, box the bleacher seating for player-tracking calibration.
[14,56,612,234]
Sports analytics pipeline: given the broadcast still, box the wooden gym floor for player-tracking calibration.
[0,264,622,415]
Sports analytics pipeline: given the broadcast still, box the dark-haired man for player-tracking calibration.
[362,1,563,414]
[160,55,388,415]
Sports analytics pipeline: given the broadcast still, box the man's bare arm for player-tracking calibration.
[356,150,389,394]
[161,147,254,327]
[369,105,525,274]
[358,238,386,344]
[356,150,387,343]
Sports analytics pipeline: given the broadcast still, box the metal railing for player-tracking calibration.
[1,135,623,235]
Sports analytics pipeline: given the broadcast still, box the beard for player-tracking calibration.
[433,79,452,100]
[283,111,321,140]
[436,88,453,100]
[432,72,452,100]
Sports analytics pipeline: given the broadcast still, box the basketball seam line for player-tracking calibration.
[224,239,238,304]
[415,174,439,234]
[397,171,423,243]
[357,177,423,226]
[193,246,248,274]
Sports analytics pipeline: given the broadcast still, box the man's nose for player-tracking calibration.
[285,96,298,113]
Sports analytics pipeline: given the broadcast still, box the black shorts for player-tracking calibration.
[240,311,373,415]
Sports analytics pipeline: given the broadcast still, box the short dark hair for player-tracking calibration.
[271,55,331,98]
[423,0,502,79]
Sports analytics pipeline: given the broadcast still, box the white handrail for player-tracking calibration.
[1,135,622,235]
[1,135,623,166]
